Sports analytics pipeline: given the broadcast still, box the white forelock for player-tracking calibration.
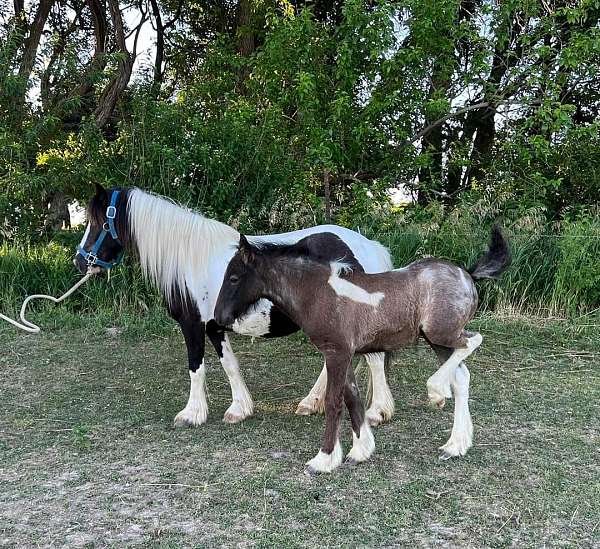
[127,188,238,304]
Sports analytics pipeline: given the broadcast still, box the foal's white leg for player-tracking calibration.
[426,333,482,408]
[296,362,327,416]
[364,353,395,426]
[346,421,375,464]
[306,439,343,474]
[220,335,254,423]
[174,361,208,427]
[439,363,473,459]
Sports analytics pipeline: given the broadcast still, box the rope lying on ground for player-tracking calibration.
[0,270,97,333]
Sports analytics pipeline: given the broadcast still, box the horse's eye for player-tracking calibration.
[229,275,240,285]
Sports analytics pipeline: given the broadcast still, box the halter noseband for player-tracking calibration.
[77,190,124,270]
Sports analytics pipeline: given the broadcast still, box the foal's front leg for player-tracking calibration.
[206,321,254,423]
[296,352,394,427]
[305,350,352,475]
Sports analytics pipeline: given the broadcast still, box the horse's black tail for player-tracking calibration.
[468,224,511,281]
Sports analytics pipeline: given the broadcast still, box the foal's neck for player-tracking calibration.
[258,257,326,322]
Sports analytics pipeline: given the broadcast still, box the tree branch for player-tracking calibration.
[398,99,544,149]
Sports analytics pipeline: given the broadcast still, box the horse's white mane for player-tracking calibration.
[330,261,354,277]
[127,188,238,302]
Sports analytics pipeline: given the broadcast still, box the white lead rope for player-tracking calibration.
[0,270,97,333]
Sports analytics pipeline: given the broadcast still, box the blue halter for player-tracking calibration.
[77,190,124,270]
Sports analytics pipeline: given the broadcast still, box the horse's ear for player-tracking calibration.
[94,182,107,199]
[238,235,255,264]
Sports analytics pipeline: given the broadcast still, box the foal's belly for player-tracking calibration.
[356,329,419,354]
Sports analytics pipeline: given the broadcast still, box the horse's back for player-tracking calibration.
[252,225,392,273]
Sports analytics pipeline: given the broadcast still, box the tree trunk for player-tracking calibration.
[150,0,165,95]
[44,192,71,231]
[324,169,331,222]
[16,0,55,106]
[93,0,134,129]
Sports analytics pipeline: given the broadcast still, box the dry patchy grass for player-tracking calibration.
[0,314,599,547]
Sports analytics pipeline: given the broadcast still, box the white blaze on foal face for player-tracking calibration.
[327,263,384,306]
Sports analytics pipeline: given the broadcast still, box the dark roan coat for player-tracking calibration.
[215,226,511,474]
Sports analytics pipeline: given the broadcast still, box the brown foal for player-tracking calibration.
[215,227,510,474]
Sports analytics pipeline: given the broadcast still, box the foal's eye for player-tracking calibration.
[229,275,240,285]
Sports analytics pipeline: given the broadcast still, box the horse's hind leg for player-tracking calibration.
[206,321,254,423]
[296,362,327,416]
[425,331,482,409]
[365,353,395,427]
[344,367,375,465]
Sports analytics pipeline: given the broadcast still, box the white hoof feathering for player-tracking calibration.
[346,422,375,463]
[426,378,452,408]
[365,354,395,426]
[296,363,327,415]
[223,397,254,424]
[305,440,343,474]
[439,413,473,458]
[174,405,207,427]
[174,366,208,427]
[295,395,325,416]
[439,363,473,459]
[365,386,395,426]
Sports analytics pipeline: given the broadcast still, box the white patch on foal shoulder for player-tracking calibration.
[328,262,384,307]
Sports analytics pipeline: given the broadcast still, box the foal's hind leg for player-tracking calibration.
[344,367,375,465]
[439,363,473,459]
[428,344,474,458]
[426,332,482,408]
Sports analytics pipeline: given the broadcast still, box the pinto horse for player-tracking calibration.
[215,227,510,474]
[74,184,394,427]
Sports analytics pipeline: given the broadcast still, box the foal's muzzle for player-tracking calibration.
[215,311,234,328]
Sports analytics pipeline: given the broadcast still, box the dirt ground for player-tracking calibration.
[1,314,599,547]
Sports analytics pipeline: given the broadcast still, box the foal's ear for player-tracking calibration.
[238,235,256,264]
[94,182,108,200]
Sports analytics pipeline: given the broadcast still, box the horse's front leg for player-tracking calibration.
[206,321,254,423]
[173,319,208,427]
[305,350,351,475]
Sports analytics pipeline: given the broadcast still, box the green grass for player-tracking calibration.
[1,313,599,547]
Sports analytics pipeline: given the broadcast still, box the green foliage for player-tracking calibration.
[1,0,599,317]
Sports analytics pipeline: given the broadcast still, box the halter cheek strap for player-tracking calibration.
[77,190,124,270]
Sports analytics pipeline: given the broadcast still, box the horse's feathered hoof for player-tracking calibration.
[304,465,321,477]
[439,451,455,461]
[295,403,317,416]
[344,457,359,467]
[429,397,446,409]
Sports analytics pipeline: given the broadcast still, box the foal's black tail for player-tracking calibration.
[468,225,511,281]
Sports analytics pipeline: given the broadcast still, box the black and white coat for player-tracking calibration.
[76,187,395,427]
